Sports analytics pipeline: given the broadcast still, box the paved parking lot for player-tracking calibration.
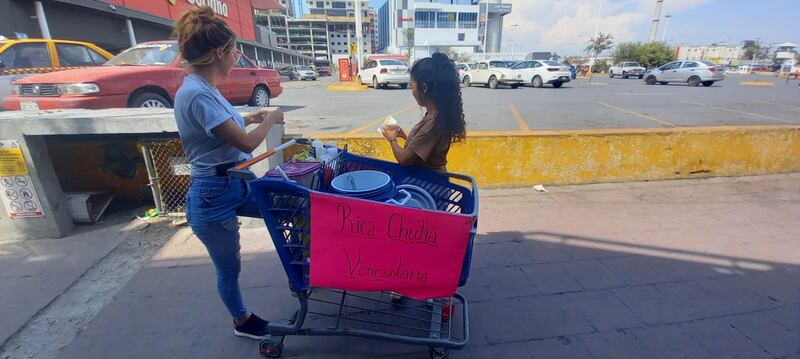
[276,75,799,135]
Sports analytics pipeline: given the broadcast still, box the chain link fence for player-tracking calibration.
[141,139,190,217]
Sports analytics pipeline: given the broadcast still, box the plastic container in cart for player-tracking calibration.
[265,161,321,188]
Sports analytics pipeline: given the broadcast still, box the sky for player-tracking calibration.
[364,0,798,56]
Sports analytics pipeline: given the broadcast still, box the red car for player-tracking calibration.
[3,41,282,110]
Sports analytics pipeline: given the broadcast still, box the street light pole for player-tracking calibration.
[482,0,490,54]
[661,14,672,42]
[588,0,604,74]
[511,24,519,55]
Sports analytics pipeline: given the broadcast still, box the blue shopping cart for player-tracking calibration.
[229,140,479,358]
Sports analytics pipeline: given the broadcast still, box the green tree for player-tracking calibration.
[585,32,615,56]
[611,41,674,68]
[742,40,770,61]
[636,42,674,68]
[612,42,640,64]
[444,48,470,63]
[402,29,415,60]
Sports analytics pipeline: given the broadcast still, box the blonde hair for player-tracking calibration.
[172,6,236,66]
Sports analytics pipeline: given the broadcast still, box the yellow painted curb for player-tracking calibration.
[289,125,800,187]
[740,81,775,86]
[326,83,368,91]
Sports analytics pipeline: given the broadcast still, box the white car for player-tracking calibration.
[455,63,469,83]
[609,62,646,79]
[291,65,317,81]
[463,60,523,89]
[358,59,409,89]
[510,60,572,88]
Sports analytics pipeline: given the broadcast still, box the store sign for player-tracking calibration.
[185,0,229,17]
[488,3,512,14]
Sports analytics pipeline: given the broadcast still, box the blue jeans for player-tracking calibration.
[186,175,251,319]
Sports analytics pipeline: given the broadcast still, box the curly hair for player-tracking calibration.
[410,52,467,143]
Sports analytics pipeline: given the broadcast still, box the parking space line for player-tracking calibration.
[347,102,417,134]
[754,100,800,111]
[680,100,797,124]
[507,103,531,131]
[596,101,677,127]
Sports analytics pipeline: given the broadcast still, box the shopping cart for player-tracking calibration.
[229,140,479,358]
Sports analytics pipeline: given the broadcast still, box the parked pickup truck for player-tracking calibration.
[609,62,646,79]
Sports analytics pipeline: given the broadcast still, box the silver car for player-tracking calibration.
[644,60,725,87]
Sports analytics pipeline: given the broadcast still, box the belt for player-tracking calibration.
[214,162,240,177]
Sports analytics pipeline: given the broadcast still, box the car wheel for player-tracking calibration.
[532,76,543,88]
[623,73,629,79]
[552,82,563,88]
[400,83,408,89]
[373,76,379,89]
[489,76,499,89]
[702,81,714,87]
[609,71,614,78]
[249,85,270,107]
[131,92,170,108]
[464,76,471,87]
[645,76,657,85]
[688,76,701,87]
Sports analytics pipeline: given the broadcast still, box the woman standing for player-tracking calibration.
[173,6,283,339]
[381,52,466,170]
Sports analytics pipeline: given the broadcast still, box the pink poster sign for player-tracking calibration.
[309,192,473,300]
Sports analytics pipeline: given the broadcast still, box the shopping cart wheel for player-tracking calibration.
[429,347,449,359]
[259,337,284,358]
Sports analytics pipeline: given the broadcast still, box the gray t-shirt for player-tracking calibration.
[174,74,251,177]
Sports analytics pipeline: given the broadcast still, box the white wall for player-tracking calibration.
[415,28,480,47]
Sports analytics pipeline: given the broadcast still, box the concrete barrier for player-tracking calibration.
[293,125,800,187]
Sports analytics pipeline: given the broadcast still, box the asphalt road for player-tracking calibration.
[275,74,800,135]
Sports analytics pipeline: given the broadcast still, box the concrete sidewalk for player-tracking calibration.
[9,174,800,358]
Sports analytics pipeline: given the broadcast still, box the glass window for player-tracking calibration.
[543,61,562,66]
[379,59,405,66]
[659,62,680,71]
[478,63,487,70]
[0,43,51,69]
[415,11,434,28]
[531,61,542,68]
[489,61,508,68]
[625,62,642,67]
[437,12,456,29]
[236,57,253,68]
[106,43,179,66]
[88,48,108,64]
[458,33,465,41]
[512,62,528,69]
[56,43,98,67]
[681,61,699,68]
[458,12,477,29]
[699,61,718,67]
[332,1,345,8]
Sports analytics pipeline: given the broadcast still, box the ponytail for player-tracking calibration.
[173,6,236,66]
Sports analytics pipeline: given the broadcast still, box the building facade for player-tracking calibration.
[0,0,312,67]
[378,0,510,60]
[255,10,375,63]
[306,0,370,17]
[674,45,744,66]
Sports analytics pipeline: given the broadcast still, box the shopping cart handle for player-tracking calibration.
[227,139,297,180]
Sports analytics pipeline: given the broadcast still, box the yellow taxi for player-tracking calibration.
[0,38,113,109]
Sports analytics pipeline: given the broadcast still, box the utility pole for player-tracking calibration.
[510,24,519,55]
[588,0,603,74]
[482,0,489,54]
[354,0,364,70]
[661,14,672,42]
[648,0,663,42]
